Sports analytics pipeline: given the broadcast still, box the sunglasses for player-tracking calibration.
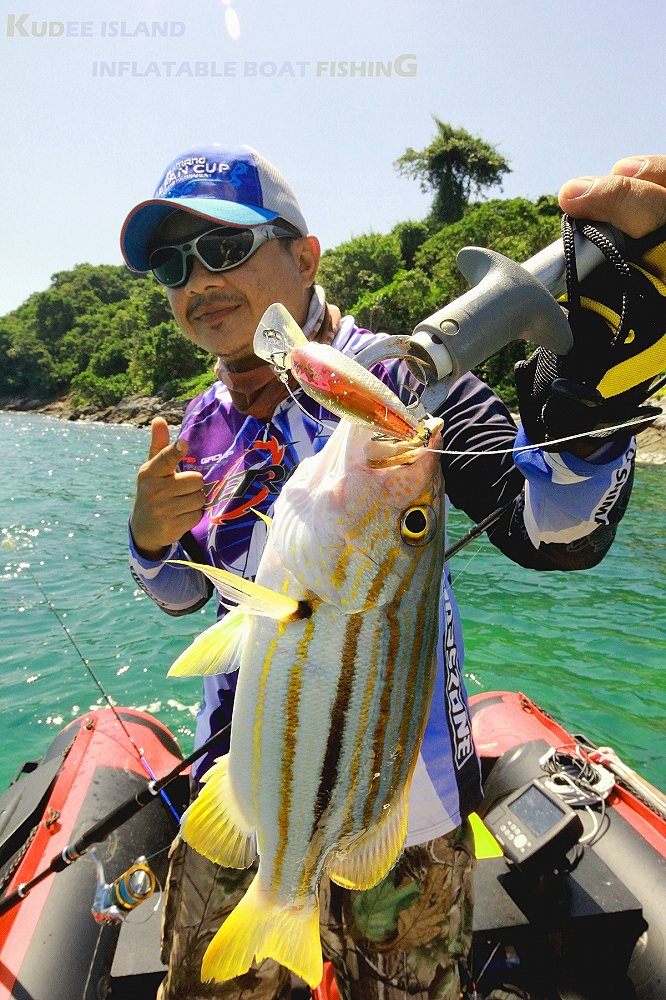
[149,221,302,288]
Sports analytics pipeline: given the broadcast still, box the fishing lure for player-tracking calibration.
[253,303,429,443]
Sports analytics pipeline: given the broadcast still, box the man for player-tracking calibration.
[121,145,666,1000]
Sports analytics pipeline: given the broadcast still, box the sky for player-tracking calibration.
[1,0,664,317]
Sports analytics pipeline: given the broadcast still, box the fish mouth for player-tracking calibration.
[364,416,443,468]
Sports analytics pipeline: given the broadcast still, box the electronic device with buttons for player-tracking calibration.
[482,777,584,873]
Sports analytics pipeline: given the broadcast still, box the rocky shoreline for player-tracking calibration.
[3,392,666,464]
[1,392,188,429]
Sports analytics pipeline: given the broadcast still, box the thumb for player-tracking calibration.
[146,417,190,476]
[146,418,189,474]
[147,417,172,460]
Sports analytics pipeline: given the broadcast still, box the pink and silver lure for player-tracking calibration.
[253,303,426,442]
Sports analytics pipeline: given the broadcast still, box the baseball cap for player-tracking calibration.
[120,144,309,272]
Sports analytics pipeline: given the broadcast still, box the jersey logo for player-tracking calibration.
[203,437,287,523]
[443,602,475,769]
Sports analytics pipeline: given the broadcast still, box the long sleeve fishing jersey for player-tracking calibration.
[129,318,636,843]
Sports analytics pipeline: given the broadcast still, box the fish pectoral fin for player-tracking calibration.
[181,755,257,869]
[168,608,248,677]
[202,876,323,989]
[167,560,307,622]
[326,787,408,890]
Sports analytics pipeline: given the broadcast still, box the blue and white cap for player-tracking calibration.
[120,144,309,272]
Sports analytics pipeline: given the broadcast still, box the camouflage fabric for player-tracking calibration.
[157,822,474,1000]
[157,839,292,1000]
[320,822,475,1000]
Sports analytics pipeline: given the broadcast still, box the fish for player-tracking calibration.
[167,309,446,988]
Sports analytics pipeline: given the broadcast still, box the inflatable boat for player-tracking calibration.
[0,693,664,999]
[467,691,666,1000]
[0,707,188,999]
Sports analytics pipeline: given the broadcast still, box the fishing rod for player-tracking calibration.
[11,548,180,822]
[0,721,229,918]
[444,496,517,562]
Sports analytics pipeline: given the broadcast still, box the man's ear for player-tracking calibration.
[297,235,321,287]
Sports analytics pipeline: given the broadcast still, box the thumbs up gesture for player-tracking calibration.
[130,418,206,560]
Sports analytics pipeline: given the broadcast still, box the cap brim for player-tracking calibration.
[120,197,280,272]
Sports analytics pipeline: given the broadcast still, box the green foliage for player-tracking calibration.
[392,220,432,269]
[415,197,560,279]
[127,321,209,398]
[318,232,404,313]
[395,118,511,225]
[1,322,58,396]
[354,269,439,335]
[176,369,220,400]
[0,263,210,405]
[0,123,568,412]
[70,371,132,408]
[332,196,562,357]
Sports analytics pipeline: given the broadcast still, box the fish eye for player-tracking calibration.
[400,505,437,546]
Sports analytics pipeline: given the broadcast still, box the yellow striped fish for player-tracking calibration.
[168,316,446,989]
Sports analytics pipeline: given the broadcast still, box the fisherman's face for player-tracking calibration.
[154,211,320,371]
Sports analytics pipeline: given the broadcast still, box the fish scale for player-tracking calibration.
[168,325,447,988]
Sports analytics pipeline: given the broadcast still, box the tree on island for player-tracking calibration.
[395,118,511,225]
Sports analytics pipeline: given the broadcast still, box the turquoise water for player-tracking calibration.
[1,410,665,791]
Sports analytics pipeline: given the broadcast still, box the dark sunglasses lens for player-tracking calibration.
[150,246,186,287]
[197,230,255,270]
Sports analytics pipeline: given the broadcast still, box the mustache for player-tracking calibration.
[187,292,245,321]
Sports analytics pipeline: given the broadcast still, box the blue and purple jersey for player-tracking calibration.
[130,318,635,840]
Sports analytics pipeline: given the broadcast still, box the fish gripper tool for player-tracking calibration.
[355,224,624,416]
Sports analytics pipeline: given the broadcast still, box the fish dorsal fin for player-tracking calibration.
[181,755,257,869]
[168,607,247,677]
[326,787,408,890]
[167,560,306,622]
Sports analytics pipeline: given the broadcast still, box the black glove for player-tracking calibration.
[515,216,666,450]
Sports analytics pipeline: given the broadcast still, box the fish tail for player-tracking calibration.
[202,876,323,988]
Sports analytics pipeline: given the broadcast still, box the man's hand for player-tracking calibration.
[559,155,666,237]
[515,154,666,452]
[130,418,206,560]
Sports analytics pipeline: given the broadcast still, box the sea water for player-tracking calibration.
[1,410,664,790]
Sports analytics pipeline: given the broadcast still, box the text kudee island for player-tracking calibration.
[5,16,186,37]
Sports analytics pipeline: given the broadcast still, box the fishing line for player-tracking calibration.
[7,542,180,822]
[429,413,657,459]
[277,372,340,438]
[448,541,487,590]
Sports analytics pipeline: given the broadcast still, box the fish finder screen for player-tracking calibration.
[511,785,565,837]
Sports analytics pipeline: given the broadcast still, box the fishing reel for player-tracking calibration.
[89,849,157,924]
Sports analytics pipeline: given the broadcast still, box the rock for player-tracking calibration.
[633,407,666,465]
[106,395,187,427]
[0,392,187,428]
[1,395,51,412]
